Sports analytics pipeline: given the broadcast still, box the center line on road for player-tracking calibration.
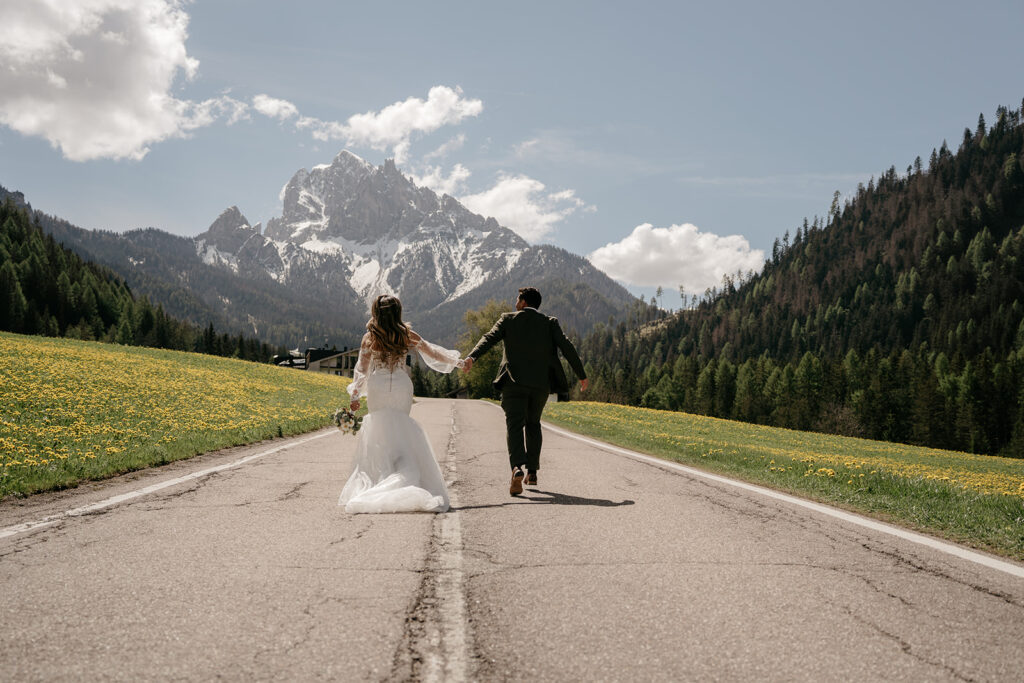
[423,404,471,683]
[0,429,335,542]
[535,418,1024,580]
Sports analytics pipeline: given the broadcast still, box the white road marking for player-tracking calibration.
[0,430,335,542]
[424,404,470,683]
[537,418,1024,579]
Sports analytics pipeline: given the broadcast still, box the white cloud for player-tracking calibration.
[460,174,590,243]
[587,223,765,291]
[344,86,481,160]
[252,86,482,164]
[409,163,472,197]
[0,0,245,161]
[252,94,298,121]
[189,95,250,128]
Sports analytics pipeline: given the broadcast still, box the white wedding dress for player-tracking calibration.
[338,331,461,513]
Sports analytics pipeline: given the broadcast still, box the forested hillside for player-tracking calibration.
[0,200,282,361]
[16,202,367,349]
[578,100,1024,457]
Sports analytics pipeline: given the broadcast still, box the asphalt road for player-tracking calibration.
[2,398,1023,681]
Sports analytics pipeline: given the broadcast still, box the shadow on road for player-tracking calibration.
[453,489,635,510]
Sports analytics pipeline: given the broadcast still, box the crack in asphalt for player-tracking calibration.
[135,479,213,512]
[757,518,924,609]
[646,468,800,526]
[390,403,475,682]
[277,598,323,660]
[686,488,784,524]
[641,470,1020,616]
[0,529,53,562]
[860,541,1024,609]
[279,481,312,502]
[328,520,373,547]
[834,601,977,682]
[845,571,917,608]
[140,479,317,511]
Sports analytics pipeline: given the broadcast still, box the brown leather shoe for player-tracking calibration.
[509,469,524,496]
[525,471,538,486]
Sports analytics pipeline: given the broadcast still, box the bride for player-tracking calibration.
[339,294,463,513]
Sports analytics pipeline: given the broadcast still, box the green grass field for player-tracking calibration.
[543,401,1024,561]
[0,332,350,499]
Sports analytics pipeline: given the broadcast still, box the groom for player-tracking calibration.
[462,287,588,496]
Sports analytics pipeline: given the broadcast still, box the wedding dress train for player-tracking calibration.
[338,334,460,513]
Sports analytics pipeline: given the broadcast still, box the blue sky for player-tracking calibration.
[1,0,1022,304]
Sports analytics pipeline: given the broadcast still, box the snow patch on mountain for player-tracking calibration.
[299,236,346,255]
[350,259,385,296]
[196,239,239,273]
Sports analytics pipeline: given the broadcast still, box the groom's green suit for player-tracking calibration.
[467,307,587,472]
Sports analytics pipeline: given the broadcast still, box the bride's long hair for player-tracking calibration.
[367,294,411,367]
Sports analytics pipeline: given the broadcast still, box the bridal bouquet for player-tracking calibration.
[332,407,363,435]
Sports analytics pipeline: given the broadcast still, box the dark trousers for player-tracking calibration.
[500,383,549,471]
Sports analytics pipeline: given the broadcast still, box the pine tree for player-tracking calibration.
[0,260,27,332]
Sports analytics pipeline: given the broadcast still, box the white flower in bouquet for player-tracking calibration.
[332,407,363,435]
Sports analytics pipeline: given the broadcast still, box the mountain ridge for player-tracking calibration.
[2,151,634,348]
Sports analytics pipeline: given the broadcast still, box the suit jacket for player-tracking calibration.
[468,308,586,395]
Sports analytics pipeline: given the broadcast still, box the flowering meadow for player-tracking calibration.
[0,332,348,498]
[544,401,1024,559]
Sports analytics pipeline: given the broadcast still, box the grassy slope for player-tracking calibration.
[0,332,350,499]
[543,401,1024,561]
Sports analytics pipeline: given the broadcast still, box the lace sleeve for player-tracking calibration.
[347,334,373,399]
[411,334,463,374]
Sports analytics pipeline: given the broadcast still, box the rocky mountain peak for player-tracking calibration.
[0,185,30,210]
[207,206,251,234]
[235,149,537,258]
[333,149,375,174]
[264,150,455,244]
[197,206,261,254]
[382,158,402,177]
[193,149,633,342]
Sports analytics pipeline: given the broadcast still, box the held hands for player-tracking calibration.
[580,378,589,393]
[461,357,474,373]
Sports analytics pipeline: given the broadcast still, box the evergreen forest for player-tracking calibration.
[575,100,1024,457]
[0,201,284,362]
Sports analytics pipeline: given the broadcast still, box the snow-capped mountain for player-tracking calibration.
[5,153,634,349]
[193,151,633,342]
